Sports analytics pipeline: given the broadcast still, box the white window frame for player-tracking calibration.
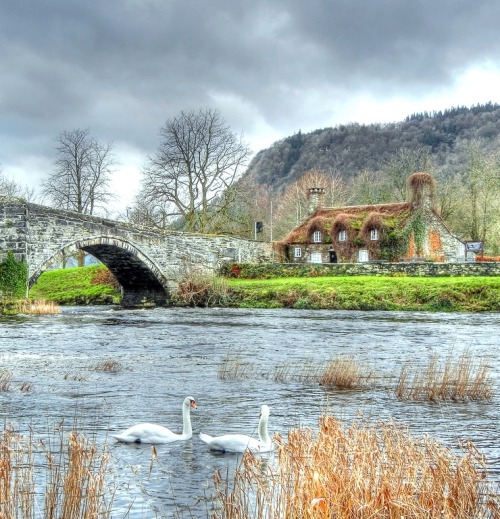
[370,228,379,241]
[294,247,302,258]
[338,230,347,242]
[312,230,322,243]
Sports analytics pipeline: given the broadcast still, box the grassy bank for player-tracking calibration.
[29,264,121,305]
[20,265,500,312]
[225,275,500,312]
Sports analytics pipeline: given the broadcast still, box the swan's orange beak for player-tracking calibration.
[191,400,197,409]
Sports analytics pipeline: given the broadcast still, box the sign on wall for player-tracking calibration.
[465,241,483,253]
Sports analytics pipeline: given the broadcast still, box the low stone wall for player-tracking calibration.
[284,261,500,276]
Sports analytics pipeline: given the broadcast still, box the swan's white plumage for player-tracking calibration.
[199,404,273,453]
[112,396,196,444]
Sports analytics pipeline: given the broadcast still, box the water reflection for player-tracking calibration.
[0,307,499,517]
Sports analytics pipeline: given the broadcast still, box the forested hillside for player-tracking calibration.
[244,103,500,190]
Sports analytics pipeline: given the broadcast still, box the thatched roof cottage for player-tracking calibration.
[279,172,465,264]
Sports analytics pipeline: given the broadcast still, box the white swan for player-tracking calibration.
[111,396,197,444]
[199,404,273,453]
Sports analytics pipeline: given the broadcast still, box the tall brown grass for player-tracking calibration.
[0,426,114,518]
[217,355,373,390]
[319,356,372,389]
[21,299,61,315]
[0,370,13,390]
[92,359,126,373]
[175,269,229,307]
[214,414,499,518]
[218,354,254,379]
[396,352,493,402]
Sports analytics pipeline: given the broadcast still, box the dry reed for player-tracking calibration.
[0,370,13,391]
[64,372,88,382]
[21,299,61,315]
[92,359,125,373]
[319,356,372,389]
[216,356,374,389]
[214,414,499,519]
[396,352,493,402]
[19,381,33,392]
[0,425,113,518]
[218,354,254,380]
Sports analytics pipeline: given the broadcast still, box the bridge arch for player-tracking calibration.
[1,198,273,307]
[30,236,171,307]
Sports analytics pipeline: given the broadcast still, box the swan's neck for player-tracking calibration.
[182,406,192,437]
[258,415,270,445]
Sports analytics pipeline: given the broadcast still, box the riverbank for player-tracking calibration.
[8,265,498,313]
[225,275,500,312]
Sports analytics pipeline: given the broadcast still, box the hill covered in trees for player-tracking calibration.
[244,103,500,191]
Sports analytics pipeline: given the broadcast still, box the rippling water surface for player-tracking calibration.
[1,307,499,517]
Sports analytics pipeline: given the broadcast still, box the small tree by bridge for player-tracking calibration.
[43,129,115,215]
[43,129,116,266]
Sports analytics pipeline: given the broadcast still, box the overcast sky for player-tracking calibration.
[2,0,500,214]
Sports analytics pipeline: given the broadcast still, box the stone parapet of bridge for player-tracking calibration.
[0,197,272,307]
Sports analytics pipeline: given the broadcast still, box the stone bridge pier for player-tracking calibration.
[0,197,272,307]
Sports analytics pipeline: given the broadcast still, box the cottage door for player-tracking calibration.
[358,249,369,262]
[310,251,323,263]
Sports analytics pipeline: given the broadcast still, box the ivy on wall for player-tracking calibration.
[379,210,426,260]
[0,252,27,298]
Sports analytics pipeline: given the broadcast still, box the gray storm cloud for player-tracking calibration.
[1,0,499,193]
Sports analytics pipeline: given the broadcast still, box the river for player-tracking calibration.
[1,307,499,518]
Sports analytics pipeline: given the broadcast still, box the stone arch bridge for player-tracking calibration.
[0,198,271,307]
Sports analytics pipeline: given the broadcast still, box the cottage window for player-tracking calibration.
[294,247,302,258]
[370,228,379,241]
[338,230,347,242]
[312,230,322,243]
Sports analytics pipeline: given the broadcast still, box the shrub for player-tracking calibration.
[0,252,27,298]
[175,269,229,307]
[91,266,120,289]
[477,255,500,262]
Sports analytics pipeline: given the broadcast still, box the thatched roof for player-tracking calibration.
[282,202,412,244]
[305,215,331,235]
[331,213,356,234]
[361,211,384,237]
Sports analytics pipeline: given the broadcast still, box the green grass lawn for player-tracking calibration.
[26,265,500,312]
[226,275,500,312]
[29,265,121,305]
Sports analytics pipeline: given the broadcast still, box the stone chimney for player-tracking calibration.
[408,172,436,211]
[307,187,325,214]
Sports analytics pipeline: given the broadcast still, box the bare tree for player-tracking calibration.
[43,129,115,215]
[381,147,434,201]
[345,169,390,205]
[140,108,251,233]
[0,168,38,201]
[451,140,500,244]
[272,168,350,240]
[42,129,115,267]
